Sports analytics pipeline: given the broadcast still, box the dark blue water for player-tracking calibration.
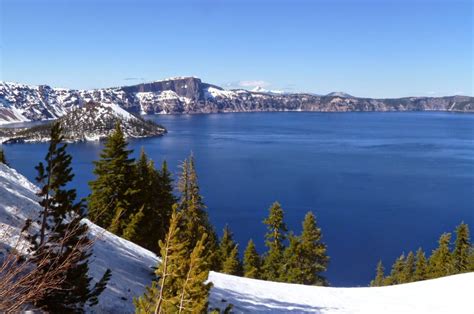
[3,112,474,286]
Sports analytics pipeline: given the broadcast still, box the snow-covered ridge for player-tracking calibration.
[0,102,166,143]
[1,163,473,313]
[2,78,472,125]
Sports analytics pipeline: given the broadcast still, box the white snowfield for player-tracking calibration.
[208,271,473,313]
[0,163,473,313]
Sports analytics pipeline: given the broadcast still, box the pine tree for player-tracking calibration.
[177,155,219,269]
[298,212,329,285]
[176,233,212,313]
[428,233,453,279]
[222,245,241,275]
[243,239,261,279]
[135,210,188,313]
[88,123,137,234]
[387,254,406,285]
[401,251,415,283]
[135,212,211,313]
[28,122,110,312]
[453,222,471,273]
[370,260,385,287]
[413,248,428,282]
[282,212,329,285]
[218,225,238,271]
[261,202,287,281]
[128,150,175,252]
[0,148,7,165]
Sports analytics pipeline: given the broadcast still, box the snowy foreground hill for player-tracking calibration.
[0,163,472,313]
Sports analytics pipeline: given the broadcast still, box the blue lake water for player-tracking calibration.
[2,112,474,286]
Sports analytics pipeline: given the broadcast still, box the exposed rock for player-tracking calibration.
[0,102,165,143]
[0,78,472,124]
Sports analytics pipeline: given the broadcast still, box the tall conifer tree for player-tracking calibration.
[428,233,453,278]
[413,248,428,281]
[370,260,385,287]
[29,123,110,312]
[88,123,137,234]
[453,222,471,273]
[261,202,287,281]
[177,155,219,268]
[243,239,261,279]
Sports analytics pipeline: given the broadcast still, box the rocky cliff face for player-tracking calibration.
[0,78,472,124]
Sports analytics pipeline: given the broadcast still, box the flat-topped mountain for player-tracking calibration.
[0,77,472,124]
[0,102,165,143]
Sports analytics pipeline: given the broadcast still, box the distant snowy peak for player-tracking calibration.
[326,91,354,98]
[251,86,285,94]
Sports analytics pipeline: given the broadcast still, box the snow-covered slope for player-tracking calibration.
[209,272,473,313]
[0,163,158,312]
[0,163,473,313]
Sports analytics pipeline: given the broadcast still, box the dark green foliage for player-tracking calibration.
[177,154,219,269]
[371,223,472,286]
[428,233,453,278]
[127,150,175,252]
[243,239,261,279]
[401,251,415,283]
[222,245,241,275]
[453,222,471,273]
[135,211,211,313]
[28,123,109,312]
[88,123,137,233]
[370,260,385,287]
[413,248,428,281]
[387,254,406,285]
[282,212,329,285]
[219,225,242,275]
[0,148,7,165]
[261,202,287,281]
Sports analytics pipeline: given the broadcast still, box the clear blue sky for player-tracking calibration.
[1,0,472,97]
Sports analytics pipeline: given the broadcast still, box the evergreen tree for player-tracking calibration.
[135,212,211,313]
[222,245,242,275]
[128,150,175,252]
[401,251,415,283]
[261,202,287,281]
[218,225,238,270]
[88,123,137,234]
[370,260,385,287]
[135,210,188,313]
[243,239,261,279]
[0,148,7,165]
[453,222,471,273]
[387,254,406,285]
[176,233,212,313]
[282,212,328,285]
[428,233,453,278]
[413,248,428,282]
[28,122,110,312]
[177,155,219,269]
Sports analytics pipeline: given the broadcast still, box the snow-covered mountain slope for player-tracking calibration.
[0,163,473,313]
[209,271,473,313]
[0,102,166,143]
[1,78,473,124]
[0,163,158,312]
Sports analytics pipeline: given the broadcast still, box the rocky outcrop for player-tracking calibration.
[0,102,166,143]
[0,78,472,124]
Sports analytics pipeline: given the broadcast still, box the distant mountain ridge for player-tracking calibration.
[0,77,472,124]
